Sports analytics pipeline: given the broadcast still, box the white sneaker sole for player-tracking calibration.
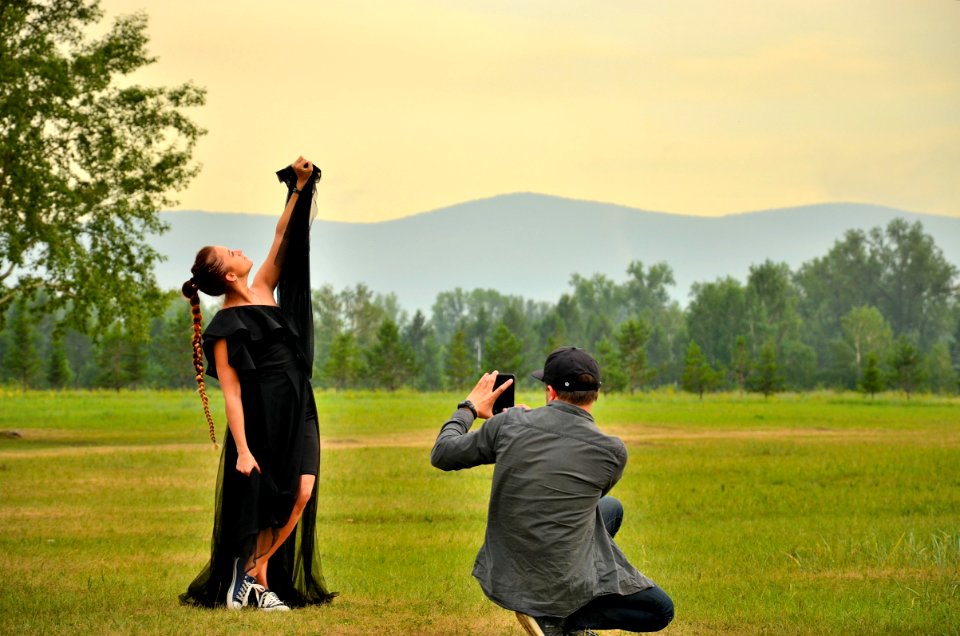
[226,558,243,610]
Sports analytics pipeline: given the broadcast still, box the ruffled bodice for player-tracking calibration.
[201,305,308,379]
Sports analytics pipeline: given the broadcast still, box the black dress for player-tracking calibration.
[180,166,335,608]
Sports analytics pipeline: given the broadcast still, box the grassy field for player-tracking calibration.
[0,388,957,635]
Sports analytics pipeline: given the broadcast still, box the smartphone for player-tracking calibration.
[492,373,516,415]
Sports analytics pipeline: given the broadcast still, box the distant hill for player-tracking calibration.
[154,194,960,313]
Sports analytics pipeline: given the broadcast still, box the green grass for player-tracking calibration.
[0,388,957,635]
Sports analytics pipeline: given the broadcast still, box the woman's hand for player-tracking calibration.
[236,450,261,476]
[292,156,313,190]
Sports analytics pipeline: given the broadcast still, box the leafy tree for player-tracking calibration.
[745,260,800,351]
[748,340,784,397]
[341,284,387,350]
[686,277,747,370]
[2,295,40,389]
[681,341,717,399]
[312,285,344,381]
[781,339,817,390]
[922,342,956,395]
[874,219,957,348]
[364,319,415,391]
[840,305,892,367]
[623,260,675,320]
[325,331,361,390]
[444,327,474,391]
[616,318,651,393]
[888,337,925,399]
[859,352,884,397]
[0,0,205,330]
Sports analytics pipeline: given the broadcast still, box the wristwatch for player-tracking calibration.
[457,399,478,418]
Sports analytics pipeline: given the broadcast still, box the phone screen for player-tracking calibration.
[492,373,516,415]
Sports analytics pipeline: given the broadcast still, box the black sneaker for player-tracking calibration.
[226,558,264,609]
[257,589,291,612]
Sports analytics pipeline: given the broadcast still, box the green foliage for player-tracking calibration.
[483,321,524,374]
[324,331,361,390]
[888,337,925,398]
[363,319,415,391]
[680,340,718,399]
[748,340,785,397]
[594,336,627,393]
[0,0,205,331]
[46,330,73,389]
[859,352,884,397]
[444,327,474,391]
[616,318,651,393]
[2,295,41,389]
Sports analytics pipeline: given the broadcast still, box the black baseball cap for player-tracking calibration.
[531,346,602,391]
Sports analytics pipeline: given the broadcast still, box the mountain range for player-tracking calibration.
[153,193,960,313]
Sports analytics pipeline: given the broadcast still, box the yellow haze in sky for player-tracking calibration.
[100,0,960,222]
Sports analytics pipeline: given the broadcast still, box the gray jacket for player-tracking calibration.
[431,400,654,617]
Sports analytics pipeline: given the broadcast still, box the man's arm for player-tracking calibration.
[600,439,629,495]
[430,408,498,470]
[430,371,513,471]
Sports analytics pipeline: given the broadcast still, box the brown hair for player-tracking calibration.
[181,246,227,447]
[555,373,600,406]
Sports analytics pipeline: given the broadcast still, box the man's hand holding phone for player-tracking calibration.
[464,371,514,419]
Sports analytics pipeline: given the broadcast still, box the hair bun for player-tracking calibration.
[181,279,199,298]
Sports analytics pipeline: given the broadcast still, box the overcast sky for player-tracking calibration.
[99,0,960,222]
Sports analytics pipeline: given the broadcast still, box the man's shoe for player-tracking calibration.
[226,558,264,609]
[257,589,291,612]
[515,612,564,636]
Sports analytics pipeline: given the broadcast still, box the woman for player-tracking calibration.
[179,156,335,611]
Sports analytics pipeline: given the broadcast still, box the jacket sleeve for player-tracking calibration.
[430,410,500,470]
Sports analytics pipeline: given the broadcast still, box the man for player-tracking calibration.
[430,346,674,636]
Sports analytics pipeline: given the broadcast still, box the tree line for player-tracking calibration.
[2,218,958,397]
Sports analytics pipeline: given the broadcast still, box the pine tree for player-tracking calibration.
[858,352,883,398]
[889,337,925,399]
[595,337,627,393]
[94,322,127,390]
[3,296,41,390]
[47,331,73,389]
[445,327,474,391]
[616,318,651,393]
[681,341,717,400]
[748,340,784,397]
[483,322,524,374]
[364,319,415,391]
[325,331,361,390]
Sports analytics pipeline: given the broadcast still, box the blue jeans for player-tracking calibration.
[563,496,675,633]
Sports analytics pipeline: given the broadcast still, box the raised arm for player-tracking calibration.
[252,156,313,294]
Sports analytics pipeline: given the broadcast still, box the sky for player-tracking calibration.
[98,0,960,223]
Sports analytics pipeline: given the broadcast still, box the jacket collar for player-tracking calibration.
[546,400,595,422]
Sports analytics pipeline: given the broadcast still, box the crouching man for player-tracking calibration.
[430,346,674,635]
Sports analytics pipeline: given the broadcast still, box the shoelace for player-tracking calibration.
[237,577,265,605]
[259,590,287,609]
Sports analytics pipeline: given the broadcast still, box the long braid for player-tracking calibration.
[183,278,218,448]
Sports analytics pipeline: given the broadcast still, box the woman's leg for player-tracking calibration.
[248,473,316,588]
